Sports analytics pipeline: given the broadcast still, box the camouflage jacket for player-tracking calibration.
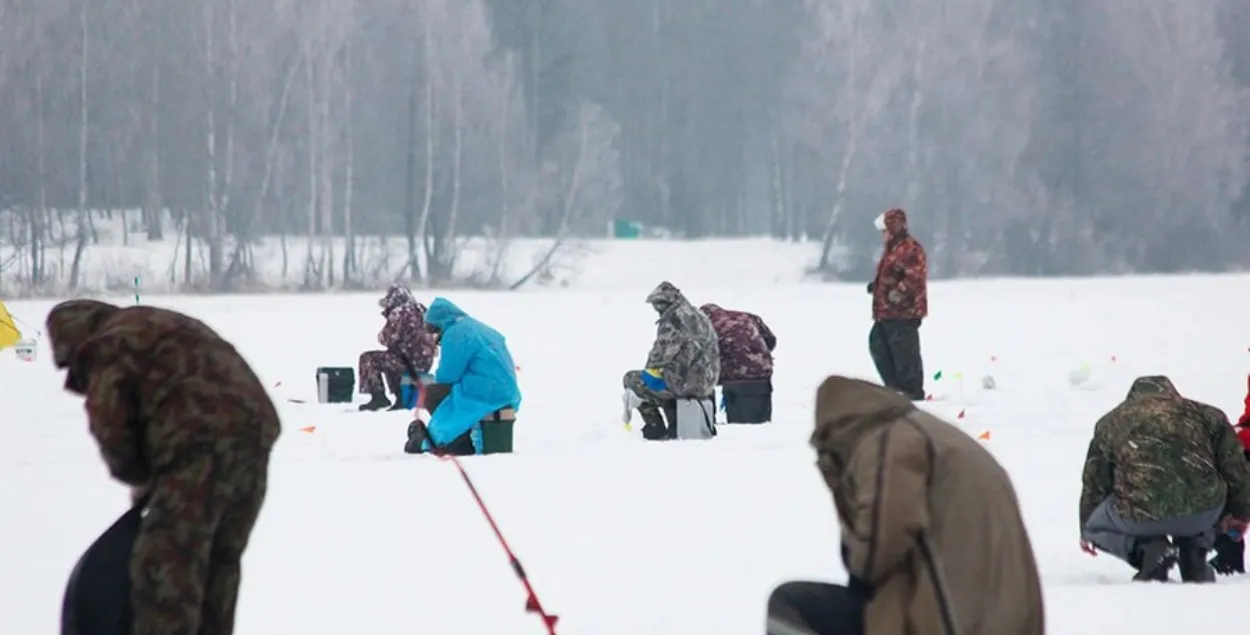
[699,304,775,383]
[872,208,928,321]
[379,303,438,374]
[643,282,720,397]
[1079,375,1250,529]
[46,301,281,487]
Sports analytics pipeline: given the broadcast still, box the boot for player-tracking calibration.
[386,392,408,411]
[1210,533,1245,575]
[1175,537,1216,583]
[1131,538,1178,582]
[662,402,679,439]
[359,391,391,412]
[639,405,669,441]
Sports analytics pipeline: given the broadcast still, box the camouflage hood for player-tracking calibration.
[811,375,916,466]
[47,299,123,370]
[645,281,687,317]
[379,283,417,313]
[46,299,124,394]
[1125,375,1181,400]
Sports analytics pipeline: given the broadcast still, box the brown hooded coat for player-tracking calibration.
[811,376,1043,635]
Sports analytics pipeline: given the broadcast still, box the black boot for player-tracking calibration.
[386,392,408,411]
[359,391,391,412]
[1131,538,1178,582]
[1210,533,1245,575]
[639,404,669,441]
[662,402,679,440]
[1175,537,1215,583]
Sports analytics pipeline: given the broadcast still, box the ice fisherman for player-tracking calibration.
[767,375,1044,635]
[622,281,720,440]
[47,299,280,635]
[357,283,439,411]
[1078,375,1250,582]
[866,208,928,401]
[403,297,521,455]
[1211,374,1250,574]
[699,303,776,423]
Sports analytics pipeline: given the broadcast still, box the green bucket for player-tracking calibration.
[481,420,514,454]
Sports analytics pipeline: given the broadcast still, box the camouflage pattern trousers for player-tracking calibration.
[623,370,678,440]
[358,350,407,395]
[131,449,268,635]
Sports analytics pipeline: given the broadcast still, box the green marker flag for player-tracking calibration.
[134,276,140,304]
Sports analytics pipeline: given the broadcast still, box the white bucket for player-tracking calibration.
[14,338,36,362]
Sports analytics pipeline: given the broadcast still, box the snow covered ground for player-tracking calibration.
[3,271,1248,633]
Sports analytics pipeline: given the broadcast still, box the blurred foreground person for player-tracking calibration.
[49,300,281,635]
[1079,376,1250,583]
[767,376,1043,635]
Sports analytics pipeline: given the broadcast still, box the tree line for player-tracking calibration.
[0,0,1247,293]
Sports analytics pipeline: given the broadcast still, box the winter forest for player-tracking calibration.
[0,0,1248,294]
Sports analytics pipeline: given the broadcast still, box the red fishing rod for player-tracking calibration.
[438,453,559,634]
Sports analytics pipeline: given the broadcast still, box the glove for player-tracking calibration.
[640,368,667,392]
[866,281,875,294]
[1219,514,1248,539]
[1211,532,1245,574]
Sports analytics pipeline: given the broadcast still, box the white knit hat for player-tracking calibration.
[873,212,887,232]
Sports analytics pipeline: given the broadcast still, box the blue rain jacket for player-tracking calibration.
[423,298,522,453]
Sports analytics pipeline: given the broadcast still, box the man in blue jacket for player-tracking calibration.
[404,297,522,455]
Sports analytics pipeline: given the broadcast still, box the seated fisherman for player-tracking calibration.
[404,297,522,455]
[358,284,438,411]
[622,281,720,440]
[700,303,776,423]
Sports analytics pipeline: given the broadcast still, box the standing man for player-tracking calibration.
[866,208,928,401]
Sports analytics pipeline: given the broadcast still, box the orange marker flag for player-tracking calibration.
[299,425,316,433]
[977,430,991,441]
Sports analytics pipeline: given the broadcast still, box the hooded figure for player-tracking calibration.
[767,376,1043,635]
[622,282,720,440]
[358,284,440,411]
[1079,375,1250,582]
[866,208,928,400]
[47,300,280,635]
[409,297,521,454]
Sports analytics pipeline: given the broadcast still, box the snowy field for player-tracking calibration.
[2,272,1248,633]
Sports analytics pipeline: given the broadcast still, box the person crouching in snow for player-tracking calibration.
[403,298,521,455]
[699,303,776,423]
[358,283,439,411]
[1211,374,1250,575]
[1078,376,1250,582]
[622,281,720,440]
[766,376,1044,635]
